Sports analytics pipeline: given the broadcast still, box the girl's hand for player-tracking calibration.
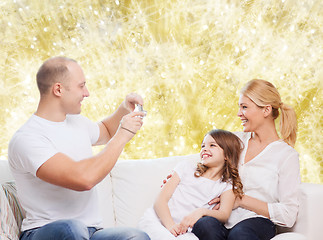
[168,223,184,237]
[180,208,205,231]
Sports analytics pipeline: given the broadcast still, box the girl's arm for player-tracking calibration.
[180,189,235,230]
[209,193,269,217]
[206,189,236,222]
[208,193,269,218]
[154,172,182,236]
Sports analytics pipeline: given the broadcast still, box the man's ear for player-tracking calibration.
[263,105,272,118]
[52,83,63,97]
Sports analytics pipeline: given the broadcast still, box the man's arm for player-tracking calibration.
[95,93,144,145]
[36,110,144,191]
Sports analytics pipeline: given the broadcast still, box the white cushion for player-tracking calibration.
[0,185,19,240]
[0,160,14,184]
[271,232,306,240]
[96,174,115,228]
[276,183,323,239]
[291,183,323,240]
[111,154,199,227]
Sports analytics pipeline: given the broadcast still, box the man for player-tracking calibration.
[8,57,150,240]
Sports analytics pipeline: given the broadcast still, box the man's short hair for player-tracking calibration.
[36,56,76,95]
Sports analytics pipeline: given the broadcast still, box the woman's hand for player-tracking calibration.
[232,194,270,218]
[233,196,242,209]
[209,197,221,210]
[210,195,243,211]
[161,173,173,188]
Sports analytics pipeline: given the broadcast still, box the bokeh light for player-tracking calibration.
[0,0,322,183]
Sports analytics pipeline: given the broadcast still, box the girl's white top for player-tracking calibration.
[169,160,232,224]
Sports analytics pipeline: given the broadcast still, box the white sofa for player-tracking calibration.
[1,154,323,240]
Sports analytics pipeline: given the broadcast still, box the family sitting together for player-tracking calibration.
[8,57,300,240]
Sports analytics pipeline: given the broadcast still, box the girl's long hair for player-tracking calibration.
[195,129,244,198]
[240,79,298,147]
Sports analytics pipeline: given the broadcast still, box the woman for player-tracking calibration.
[191,79,301,240]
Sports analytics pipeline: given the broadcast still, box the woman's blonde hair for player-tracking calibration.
[240,79,298,147]
[194,129,244,199]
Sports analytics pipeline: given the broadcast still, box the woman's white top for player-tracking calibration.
[226,132,301,228]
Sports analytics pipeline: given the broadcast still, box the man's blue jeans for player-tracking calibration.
[20,219,150,240]
[192,216,276,240]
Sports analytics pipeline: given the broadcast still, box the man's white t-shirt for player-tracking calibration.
[8,114,101,231]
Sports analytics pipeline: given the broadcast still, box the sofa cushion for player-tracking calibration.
[0,183,19,240]
[2,181,25,233]
[96,174,115,228]
[271,232,306,240]
[111,154,199,227]
[290,183,323,240]
[0,160,14,184]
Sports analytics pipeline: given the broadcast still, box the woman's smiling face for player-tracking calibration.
[237,94,265,132]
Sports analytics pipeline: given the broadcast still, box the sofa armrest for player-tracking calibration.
[277,182,323,239]
[271,232,306,240]
[294,183,323,239]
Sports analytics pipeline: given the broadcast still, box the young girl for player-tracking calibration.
[138,129,244,240]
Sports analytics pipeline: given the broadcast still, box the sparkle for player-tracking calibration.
[0,0,321,184]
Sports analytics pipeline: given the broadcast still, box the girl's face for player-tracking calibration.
[200,134,225,168]
[237,94,265,132]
